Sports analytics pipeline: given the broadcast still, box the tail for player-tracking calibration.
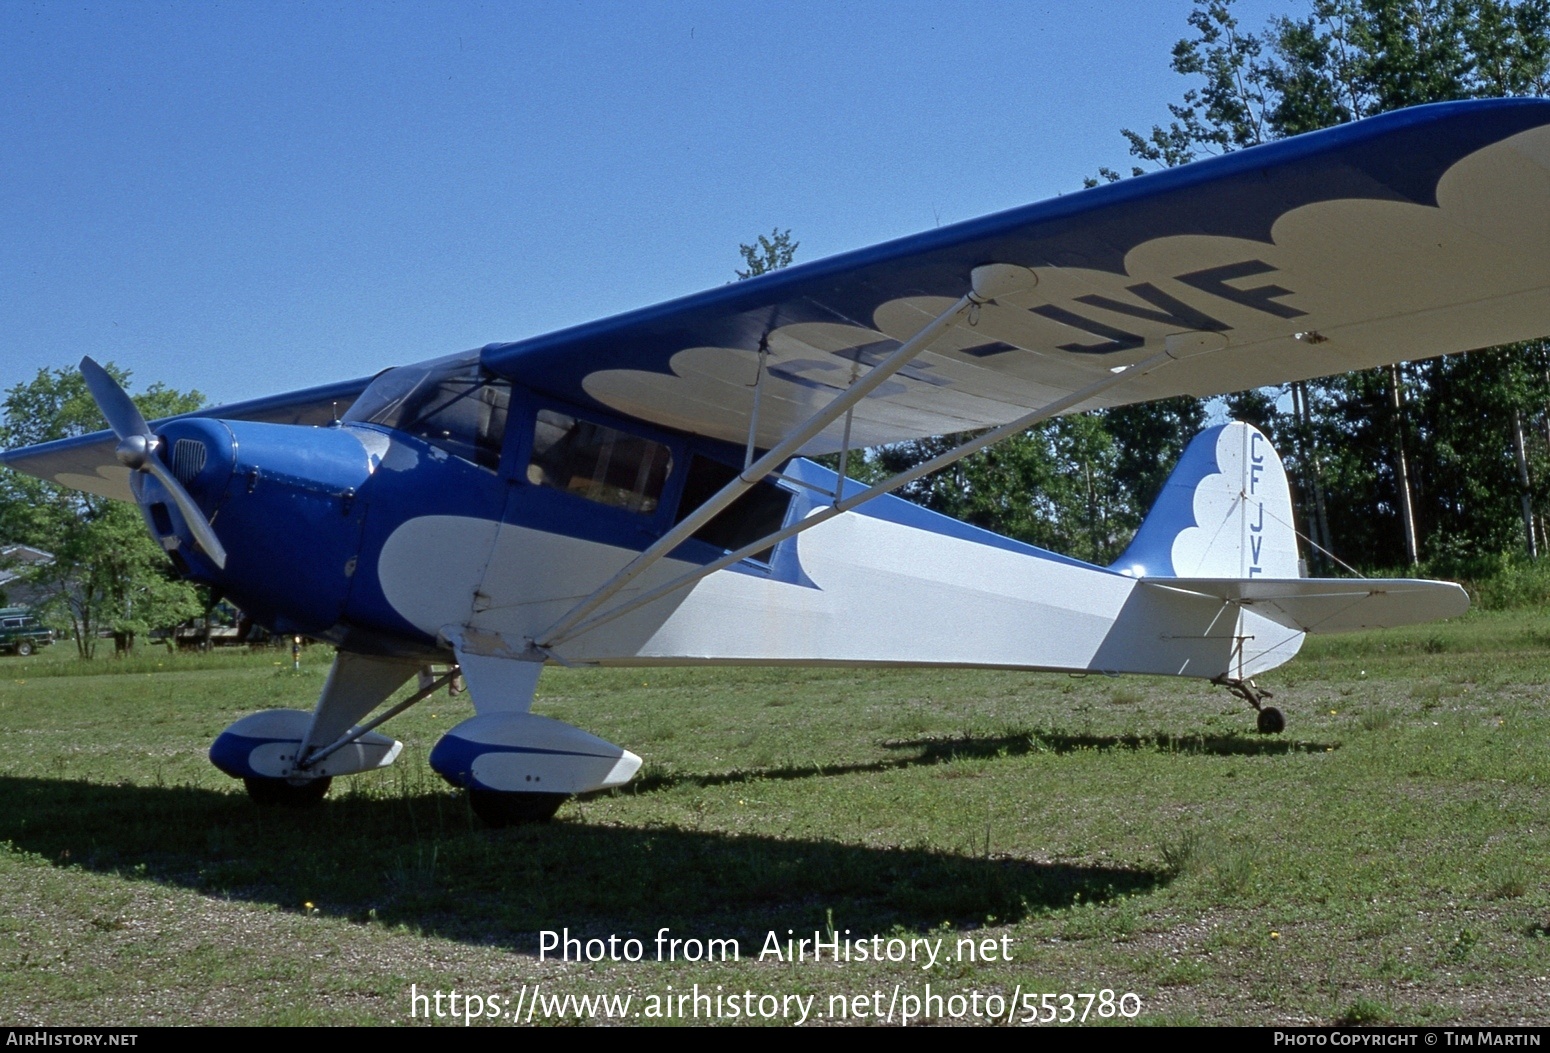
[1113,421,1467,641]
[1113,421,1300,580]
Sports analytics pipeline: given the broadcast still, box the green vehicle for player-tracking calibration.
[0,608,55,656]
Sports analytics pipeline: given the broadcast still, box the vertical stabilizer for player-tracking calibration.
[1113,422,1300,579]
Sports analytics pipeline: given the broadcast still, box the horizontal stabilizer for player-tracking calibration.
[1140,577,1469,634]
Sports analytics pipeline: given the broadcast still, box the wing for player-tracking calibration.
[10,98,1550,498]
[0,376,372,501]
[1141,577,1470,634]
[482,97,1550,453]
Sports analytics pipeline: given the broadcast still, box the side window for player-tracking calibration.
[528,410,673,515]
[674,456,794,563]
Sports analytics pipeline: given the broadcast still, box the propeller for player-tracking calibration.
[80,357,228,569]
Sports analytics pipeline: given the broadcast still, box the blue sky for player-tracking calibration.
[2,0,1298,410]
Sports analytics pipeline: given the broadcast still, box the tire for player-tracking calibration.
[15,642,31,657]
[468,790,566,827]
[1256,706,1286,735]
[244,776,332,807]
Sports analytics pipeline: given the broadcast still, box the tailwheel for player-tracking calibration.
[1256,706,1286,735]
[468,790,567,827]
[244,776,332,807]
[1213,675,1285,734]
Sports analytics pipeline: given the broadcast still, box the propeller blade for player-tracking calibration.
[80,357,151,441]
[78,356,228,570]
[142,458,229,570]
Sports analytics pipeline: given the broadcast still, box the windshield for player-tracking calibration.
[342,354,511,470]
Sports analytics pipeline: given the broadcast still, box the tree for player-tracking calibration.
[735,229,799,280]
[0,366,206,657]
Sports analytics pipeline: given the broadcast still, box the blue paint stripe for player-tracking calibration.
[209,731,297,780]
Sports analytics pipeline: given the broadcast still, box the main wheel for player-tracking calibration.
[16,641,32,657]
[468,790,566,827]
[1256,706,1286,735]
[244,776,332,807]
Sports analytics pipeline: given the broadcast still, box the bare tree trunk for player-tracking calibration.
[1542,367,1550,449]
[68,587,92,659]
[1514,408,1538,558]
[1541,364,1550,449]
[1083,457,1098,559]
[1389,364,1420,566]
[1292,381,1334,572]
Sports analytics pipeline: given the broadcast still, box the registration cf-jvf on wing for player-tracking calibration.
[6,99,1548,823]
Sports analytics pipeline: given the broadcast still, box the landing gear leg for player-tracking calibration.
[1213,675,1284,734]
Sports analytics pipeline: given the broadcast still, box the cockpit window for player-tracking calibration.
[528,410,672,514]
[342,355,511,470]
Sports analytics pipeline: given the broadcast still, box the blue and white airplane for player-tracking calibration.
[6,99,1549,824]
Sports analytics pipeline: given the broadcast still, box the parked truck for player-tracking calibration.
[0,608,55,656]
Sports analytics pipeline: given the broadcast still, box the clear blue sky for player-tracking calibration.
[1,0,1298,410]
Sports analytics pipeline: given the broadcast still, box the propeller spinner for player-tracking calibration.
[80,357,229,569]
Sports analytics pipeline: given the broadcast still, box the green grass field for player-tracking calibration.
[0,612,1547,1026]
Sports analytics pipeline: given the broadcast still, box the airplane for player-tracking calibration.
[4,97,1549,825]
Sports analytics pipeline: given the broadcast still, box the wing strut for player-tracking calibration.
[535,285,989,648]
[538,327,1218,651]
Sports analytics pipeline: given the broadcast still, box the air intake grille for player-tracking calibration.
[171,439,207,484]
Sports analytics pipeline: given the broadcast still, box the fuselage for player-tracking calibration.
[141,355,1301,680]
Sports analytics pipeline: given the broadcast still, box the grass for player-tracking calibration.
[0,611,1548,1025]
